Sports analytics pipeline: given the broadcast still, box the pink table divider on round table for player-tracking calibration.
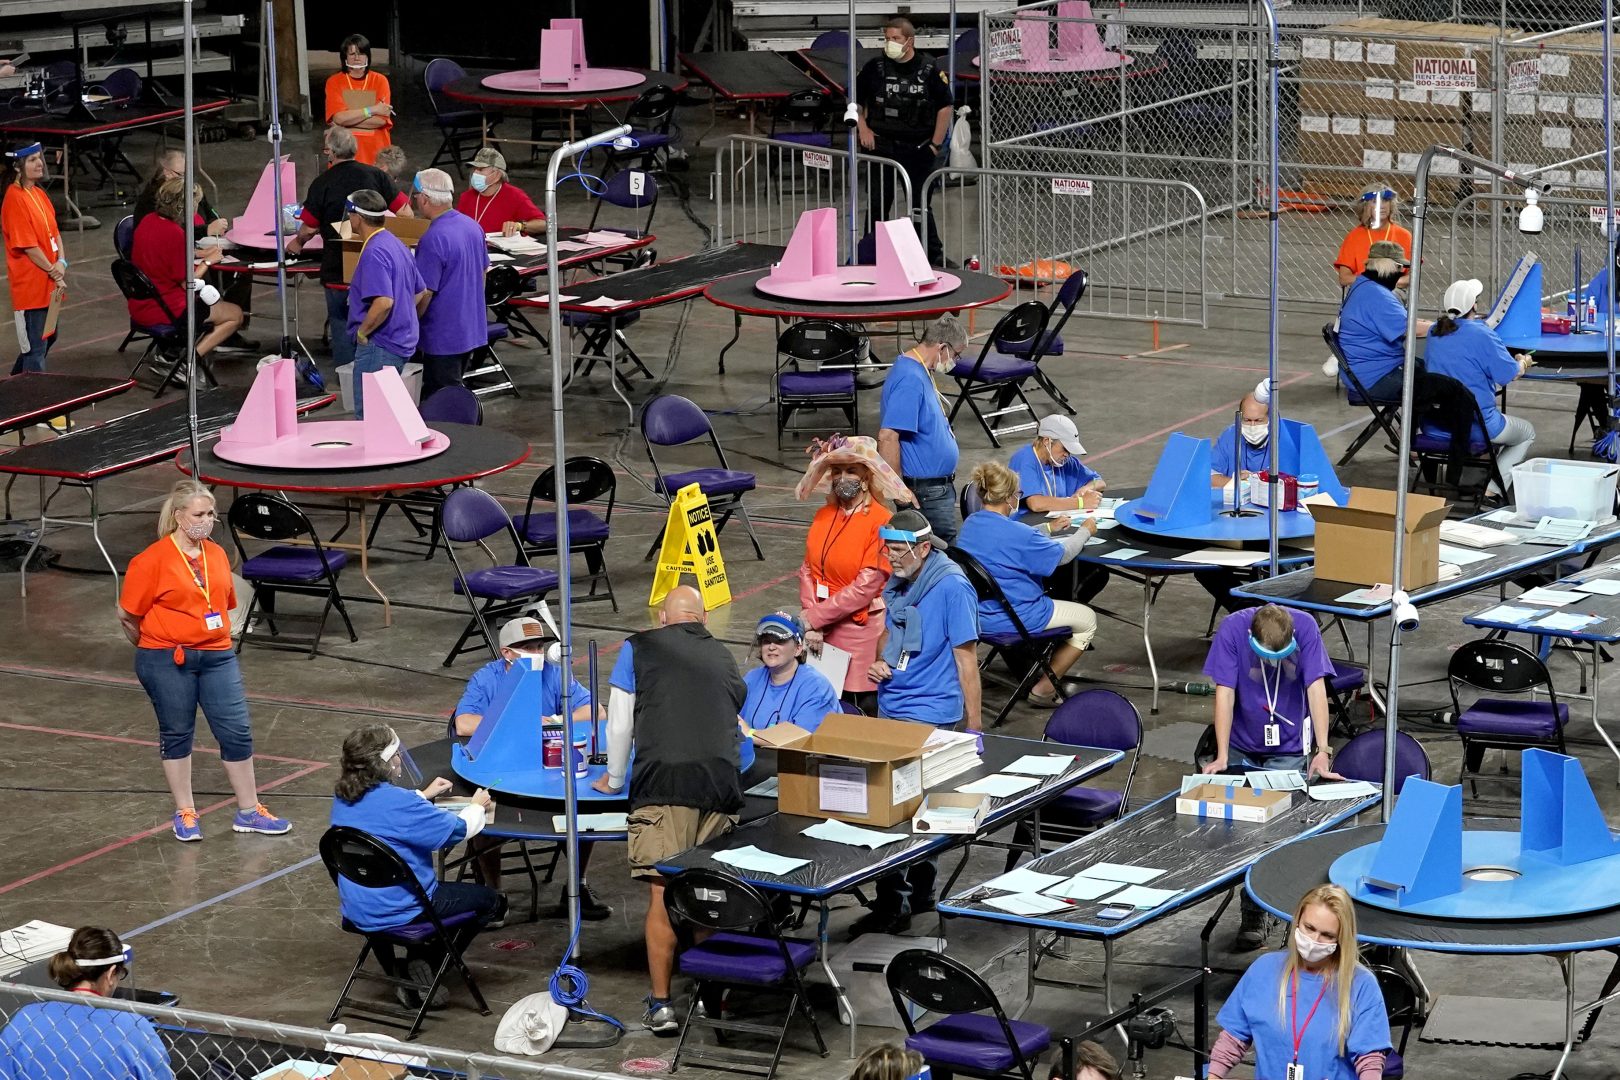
[981,0,1133,73]
[754,208,962,304]
[481,16,646,94]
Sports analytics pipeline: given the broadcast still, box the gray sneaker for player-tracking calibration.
[643,995,679,1036]
[405,959,450,1009]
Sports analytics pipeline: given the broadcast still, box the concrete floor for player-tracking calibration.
[1,95,1618,1080]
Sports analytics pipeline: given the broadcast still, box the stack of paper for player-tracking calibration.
[1182,773,1242,793]
[1517,587,1585,607]
[1046,874,1124,901]
[1073,862,1166,884]
[1246,770,1307,791]
[552,812,629,832]
[0,921,74,978]
[487,234,545,255]
[980,867,1067,893]
[985,892,1073,916]
[1536,611,1603,633]
[1002,754,1075,777]
[1475,604,1540,624]
[922,727,984,788]
[1572,577,1620,596]
[580,230,631,246]
[956,773,1041,798]
[1307,781,1380,802]
[802,818,909,848]
[1439,521,1520,548]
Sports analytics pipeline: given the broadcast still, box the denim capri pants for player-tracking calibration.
[135,647,254,761]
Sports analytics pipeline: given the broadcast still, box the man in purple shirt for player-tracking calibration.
[346,188,426,418]
[410,168,489,398]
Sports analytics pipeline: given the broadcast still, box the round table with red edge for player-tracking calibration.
[440,70,688,158]
[180,422,530,627]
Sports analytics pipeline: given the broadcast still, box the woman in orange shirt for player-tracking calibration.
[2,141,65,373]
[795,435,909,708]
[324,34,392,166]
[118,480,290,843]
[1326,183,1414,376]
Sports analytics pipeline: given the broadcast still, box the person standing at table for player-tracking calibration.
[1209,884,1390,1080]
[795,434,905,709]
[592,585,747,1035]
[118,480,290,842]
[1200,604,1340,949]
[410,167,488,398]
[855,16,953,265]
[2,141,64,374]
[457,149,547,237]
[346,189,426,419]
[325,33,393,166]
[879,314,968,542]
[1324,184,1412,378]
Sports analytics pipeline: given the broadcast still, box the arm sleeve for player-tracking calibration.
[945,579,980,647]
[453,667,493,717]
[134,1018,177,1080]
[1333,230,1361,273]
[1210,427,1236,478]
[298,205,321,230]
[1354,1052,1387,1080]
[1024,528,1067,577]
[510,184,543,220]
[804,565,889,626]
[567,675,592,713]
[606,688,634,785]
[1207,1030,1250,1079]
[396,791,464,851]
[119,550,157,618]
[928,66,953,111]
[1202,619,1242,687]
[1056,531,1089,563]
[1375,293,1409,345]
[323,75,341,122]
[388,191,409,213]
[415,235,446,293]
[610,642,636,692]
[797,562,817,609]
[879,370,925,434]
[1012,453,1046,512]
[3,197,40,252]
[1076,462,1102,487]
[456,802,486,840]
[855,62,878,110]
[798,674,843,727]
[1346,969,1395,1056]
[377,75,394,131]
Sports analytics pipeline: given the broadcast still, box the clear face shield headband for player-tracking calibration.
[1361,187,1395,229]
[380,729,424,789]
[72,945,135,991]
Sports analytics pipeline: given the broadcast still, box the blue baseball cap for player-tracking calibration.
[756,612,804,642]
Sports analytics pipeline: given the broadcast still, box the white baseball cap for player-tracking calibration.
[498,616,551,650]
[1443,278,1485,317]
[1037,414,1086,456]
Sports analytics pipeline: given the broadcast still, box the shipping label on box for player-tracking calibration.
[1362,149,1394,170]
[1364,77,1395,101]
[1177,783,1291,824]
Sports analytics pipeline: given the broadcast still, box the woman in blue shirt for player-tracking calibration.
[0,927,173,1080]
[737,612,842,772]
[955,461,1097,707]
[1209,884,1390,1080]
[1422,277,1536,497]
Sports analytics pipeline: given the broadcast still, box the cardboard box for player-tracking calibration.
[338,215,431,283]
[1309,487,1451,587]
[329,1059,407,1080]
[911,792,990,835]
[1176,783,1291,823]
[766,713,933,827]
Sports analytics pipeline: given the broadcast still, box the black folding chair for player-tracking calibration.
[1327,323,1402,466]
[1410,371,1508,510]
[775,320,862,444]
[886,949,1050,1080]
[946,544,1071,727]
[513,456,620,611]
[228,493,357,656]
[111,258,216,397]
[948,302,1050,447]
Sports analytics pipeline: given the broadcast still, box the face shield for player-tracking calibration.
[380,728,425,789]
[1248,632,1299,666]
[1361,187,1395,229]
[73,945,134,993]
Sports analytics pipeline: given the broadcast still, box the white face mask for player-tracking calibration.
[1241,423,1269,447]
[884,40,907,60]
[1294,926,1337,964]
[346,61,368,76]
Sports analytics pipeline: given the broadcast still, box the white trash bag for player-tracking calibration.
[949,106,977,173]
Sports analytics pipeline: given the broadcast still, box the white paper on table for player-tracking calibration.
[1045,874,1124,901]
[253,1064,335,1080]
[746,775,780,798]
[247,261,282,269]
[1107,548,1148,561]
[1536,611,1603,633]
[713,845,811,876]
[806,641,851,692]
[1095,519,1118,530]
[1246,769,1307,791]
[580,230,631,245]
[1003,754,1076,777]
[983,891,1074,916]
[980,867,1069,893]
[1084,536,1107,546]
[550,812,629,832]
[1573,578,1620,596]
[522,294,578,304]
[1475,604,1541,624]
[576,296,630,309]
[1334,584,1393,605]
[1108,884,1181,909]
[1183,773,1244,794]
[956,773,1041,798]
[1482,508,1526,524]
[1307,781,1381,802]
[486,253,516,263]
[1173,548,1268,567]
[1439,544,1493,566]
[802,818,909,848]
[1074,862,1166,884]
[553,240,593,252]
[1518,587,1585,607]
[818,763,869,814]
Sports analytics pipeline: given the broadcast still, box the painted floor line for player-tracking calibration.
[122,854,324,941]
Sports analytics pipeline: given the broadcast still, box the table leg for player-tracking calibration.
[1363,620,1387,712]
[19,476,45,598]
[1141,576,1160,715]
[354,497,391,626]
[1102,937,1115,1011]
[1551,953,1576,1080]
[816,900,857,1058]
[717,312,743,374]
[1583,650,1620,785]
[1017,927,1037,1018]
[88,481,119,594]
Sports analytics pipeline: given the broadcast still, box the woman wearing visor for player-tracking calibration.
[2,140,65,374]
[740,613,842,743]
[0,927,174,1078]
[1324,184,1413,377]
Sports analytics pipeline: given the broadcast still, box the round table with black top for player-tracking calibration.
[440,71,688,164]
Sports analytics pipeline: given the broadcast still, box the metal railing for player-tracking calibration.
[1447,188,1615,306]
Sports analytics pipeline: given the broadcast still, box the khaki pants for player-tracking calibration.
[627,804,738,881]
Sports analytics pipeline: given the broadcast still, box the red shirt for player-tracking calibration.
[2,182,62,312]
[129,213,190,327]
[455,182,545,233]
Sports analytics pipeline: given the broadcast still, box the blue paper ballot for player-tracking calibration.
[981,866,1068,894]
[957,773,1041,798]
[713,845,810,876]
[1246,769,1307,791]
[746,776,779,798]
[1475,604,1540,624]
[1108,548,1148,561]
[1517,587,1585,607]
[1108,884,1181,909]
[1046,874,1125,901]
[1074,862,1166,884]
[802,818,909,848]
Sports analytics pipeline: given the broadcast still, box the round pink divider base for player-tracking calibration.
[212,421,452,469]
[988,51,1131,72]
[482,68,645,93]
[754,269,963,304]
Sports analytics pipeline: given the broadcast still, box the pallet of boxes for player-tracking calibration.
[1495,33,1611,196]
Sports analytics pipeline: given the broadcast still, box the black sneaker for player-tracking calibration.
[643,995,679,1036]
[1235,906,1270,951]
[848,908,911,939]
[551,882,612,921]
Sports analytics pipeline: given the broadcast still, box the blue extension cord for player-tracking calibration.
[548,915,624,1030]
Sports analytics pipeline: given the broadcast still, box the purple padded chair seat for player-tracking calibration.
[779,371,855,396]
[1414,425,1487,454]
[627,131,672,149]
[657,467,757,496]
[906,1014,1051,1072]
[454,565,559,599]
[1328,660,1366,694]
[1385,1051,1404,1077]
[241,546,347,583]
[487,321,510,343]
[678,932,817,983]
[342,909,479,942]
[513,507,611,545]
[951,354,1038,383]
[133,319,175,337]
[1049,786,1124,824]
[1456,699,1567,738]
[981,626,1070,649]
[563,308,642,329]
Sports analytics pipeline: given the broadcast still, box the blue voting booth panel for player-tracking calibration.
[1276,418,1348,504]
[1359,777,1462,906]
[1520,748,1620,867]
[452,658,621,800]
[1134,432,1212,530]
[1494,261,1544,343]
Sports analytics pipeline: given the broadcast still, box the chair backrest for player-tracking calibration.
[420,385,482,425]
[599,168,659,210]
[424,58,466,117]
[663,867,774,933]
[627,84,679,129]
[839,699,864,715]
[228,492,316,543]
[440,487,519,545]
[484,263,522,307]
[946,543,1031,638]
[811,30,851,50]
[958,481,984,518]
[319,825,417,891]
[955,28,981,56]
[1324,323,1381,405]
[1414,370,1485,458]
[1044,689,1143,754]
[1333,728,1430,795]
[775,88,833,130]
[534,455,617,508]
[1448,638,1555,701]
[971,301,1049,375]
[1369,965,1419,1053]
[777,320,862,370]
[111,258,181,326]
[641,393,712,447]
[114,215,135,260]
[886,949,1001,1017]
[1053,269,1089,314]
[1193,723,1219,769]
[98,67,141,103]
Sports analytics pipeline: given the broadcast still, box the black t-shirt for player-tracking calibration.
[299,159,398,283]
[856,53,952,140]
[627,622,747,813]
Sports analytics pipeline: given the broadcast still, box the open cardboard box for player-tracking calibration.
[337,215,431,283]
[1308,487,1450,587]
[756,713,933,827]
[911,792,989,834]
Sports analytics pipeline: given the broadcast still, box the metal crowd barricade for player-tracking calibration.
[1447,189,1615,305]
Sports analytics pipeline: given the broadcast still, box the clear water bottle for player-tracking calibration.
[1298,473,1319,503]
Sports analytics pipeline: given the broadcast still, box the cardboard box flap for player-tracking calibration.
[802,713,934,762]
[752,723,811,750]
[1309,487,1450,532]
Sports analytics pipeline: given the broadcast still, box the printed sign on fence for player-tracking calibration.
[1508,58,1541,94]
[1051,178,1094,196]
[1591,206,1611,224]
[987,28,1021,63]
[802,150,832,171]
[1412,56,1478,90]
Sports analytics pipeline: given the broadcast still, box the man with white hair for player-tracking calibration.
[879,313,969,542]
[411,168,489,398]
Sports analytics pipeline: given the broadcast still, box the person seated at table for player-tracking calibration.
[1338,240,1429,403]
[1201,604,1340,949]
[1011,414,1110,607]
[330,723,503,1009]
[374,145,409,193]
[1423,277,1536,499]
[1209,391,1275,489]
[325,33,393,166]
[345,188,427,419]
[956,461,1096,708]
[457,148,546,237]
[129,177,245,363]
[1209,884,1390,1080]
[0,927,174,1079]
[741,612,842,739]
[1063,1041,1123,1080]
[134,148,226,234]
[849,1044,926,1080]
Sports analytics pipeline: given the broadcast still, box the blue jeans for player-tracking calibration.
[352,342,408,419]
[1361,366,1406,404]
[906,476,959,543]
[325,286,355,372]
[11,307,55,374]
[135,647,254,761]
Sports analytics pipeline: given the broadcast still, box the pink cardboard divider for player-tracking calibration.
[224,157,321,252]
[214,359,450,469]
[538,28,574,84]
[552,18,588,72]
[756,209,962,304]
[876,219,934,290]
[994,0,1131,72]
[483,67,644,93]
[769,206,837,282]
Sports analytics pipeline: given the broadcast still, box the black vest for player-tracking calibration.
[868,55,939,137]
[628,621,747,813]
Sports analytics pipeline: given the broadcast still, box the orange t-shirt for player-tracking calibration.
[1334,223,1413,276]
[803,500,893,624]
[325,70,393,165]
[120,535,237,653]
[2,183,62,311]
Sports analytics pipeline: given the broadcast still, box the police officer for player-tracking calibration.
[856,17,954,266]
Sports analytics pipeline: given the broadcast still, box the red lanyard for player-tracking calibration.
[1290,969,1331,1063]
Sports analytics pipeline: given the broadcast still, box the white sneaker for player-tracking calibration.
[1321,354,1339,377]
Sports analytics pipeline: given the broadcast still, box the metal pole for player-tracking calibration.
[547,123,631,955]
[1603,3,1615,439]
[846,1,859,261]
[1259,0,1280,577]
[264,1,292,361]
[183,0,199,469]
[948,0,957,103]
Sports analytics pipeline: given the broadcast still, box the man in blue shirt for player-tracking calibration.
[879,314,968,542]
[345,188,427,418]
[410,168,489,398]
[1209,392,1275,488]
[1337,240,1428,403]
[1011,415,1110,606]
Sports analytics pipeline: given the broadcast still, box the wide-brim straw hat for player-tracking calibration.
[795,434,911,504]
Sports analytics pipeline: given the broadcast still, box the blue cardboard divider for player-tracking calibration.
[1520,747,1620,866]
[1134,432,1213,529]
[1361,777,1462,907]
[1494,260,1544,342]
[1276,418,1349,504]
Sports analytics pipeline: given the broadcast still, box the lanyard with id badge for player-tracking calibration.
[1287,969,1331,1080]
[172,535,223,633]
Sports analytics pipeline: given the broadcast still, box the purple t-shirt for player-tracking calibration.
[1202,607,1333,756]
[348,228,426,357]
[415,208,489,356]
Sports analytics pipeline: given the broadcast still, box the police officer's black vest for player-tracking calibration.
[868,55,940,138]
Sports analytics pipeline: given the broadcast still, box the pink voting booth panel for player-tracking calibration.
[214,359,450,469]
[756,208,961,304]
[224,157,321,252]
[483,17,643,93]
[994,0,1131,72]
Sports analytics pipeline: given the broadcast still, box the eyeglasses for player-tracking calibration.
[756,635,797,647]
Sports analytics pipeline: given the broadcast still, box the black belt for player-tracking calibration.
[904,474,955,486]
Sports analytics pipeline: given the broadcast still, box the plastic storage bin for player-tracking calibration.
[1511,458,1620,522]
[828,932,944,1028]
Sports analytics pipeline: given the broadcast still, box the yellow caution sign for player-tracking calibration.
[648,483,732,609]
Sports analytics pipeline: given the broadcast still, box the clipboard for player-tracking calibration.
[43,287,64,339]
[341,88,377,110]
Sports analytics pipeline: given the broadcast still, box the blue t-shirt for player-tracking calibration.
[1008,442,1101,522]
[1203,607,1333,756]
[348,228,426,357]
[329,782,466,931]
[1421,318,1520,439]
[415,208,489,356]
[741,663,841,733]
[1210,422,1274,479]
[877,564,980,725]
[611,640,753,773]
[879,354,959,479]
[956,510,1062,635]
[1337,277,1410,392]
[1217,951,1391,1080]
[452,657,591,735]
[0,1001,173,1080]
